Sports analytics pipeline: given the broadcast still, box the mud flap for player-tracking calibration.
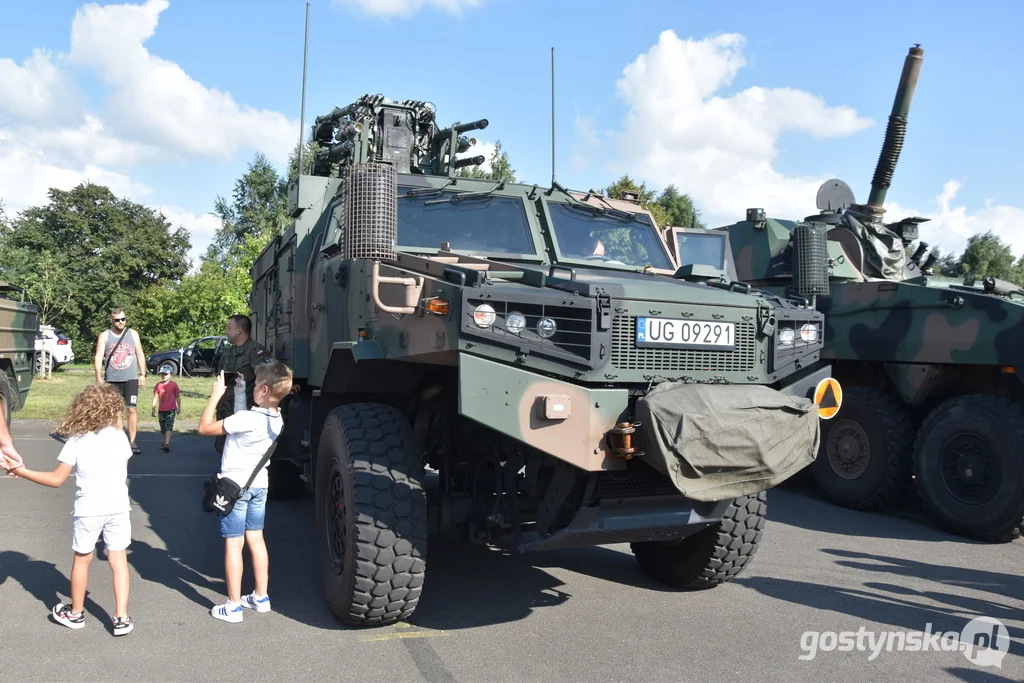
[635,383,820,502]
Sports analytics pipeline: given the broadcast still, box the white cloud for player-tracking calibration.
[0,0,303,262]
[0,49,82,124]
[884,180,1024,259]
[577,30,874,225]
[0,129,152,213]
[68,0,297,164]
[333,0,483,17]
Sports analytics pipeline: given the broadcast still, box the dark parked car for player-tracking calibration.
[146,335,227,376]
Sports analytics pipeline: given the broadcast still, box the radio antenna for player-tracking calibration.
[297,3,310,175]
[550,46,556,186]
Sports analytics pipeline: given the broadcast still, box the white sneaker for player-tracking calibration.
[240,592,271,613]
[210,602,243,623]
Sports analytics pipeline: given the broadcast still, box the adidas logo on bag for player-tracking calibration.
[214,495,230,512]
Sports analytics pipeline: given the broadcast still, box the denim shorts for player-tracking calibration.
[219,487,267,539]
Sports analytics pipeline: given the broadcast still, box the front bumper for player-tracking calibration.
[520,495,731,552]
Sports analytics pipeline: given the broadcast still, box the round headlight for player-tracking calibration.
[537,317,557,339]
[779,328,795,345]
[800,323,819,342]
[473,304,496,328]
[506,311,526,334]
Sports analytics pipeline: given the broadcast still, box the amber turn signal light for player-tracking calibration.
[425,298,450,316]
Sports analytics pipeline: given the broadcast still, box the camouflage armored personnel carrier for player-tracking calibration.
[250,93,840,627]
[0,282,38,422]
[710,45,1024,543]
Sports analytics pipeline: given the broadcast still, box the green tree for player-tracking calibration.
[0,183,190,353]
[604,174,671,228]
[926,246,964,278]
[210,152,288,264]
[655,185,706,229]
[457,140,516,183]
[958,231,1018,282]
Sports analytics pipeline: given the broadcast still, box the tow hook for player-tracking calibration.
[608,422,645,459]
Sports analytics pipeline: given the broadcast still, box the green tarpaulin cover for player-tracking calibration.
[635,383,820,502]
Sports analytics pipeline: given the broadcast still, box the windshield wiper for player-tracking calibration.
[423,180,504,205]
[562,201,636,222]
[402,179,455,199]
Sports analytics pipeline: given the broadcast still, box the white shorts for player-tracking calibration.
[72,512,132,554]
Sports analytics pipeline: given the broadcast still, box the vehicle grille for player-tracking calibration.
[595,460,679,499]
[610,315,757,372]
[466,298,593,362]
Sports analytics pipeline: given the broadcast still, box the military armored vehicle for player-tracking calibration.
[710,45,1024,543]
[0,282,38,422]
[250,93,839,627]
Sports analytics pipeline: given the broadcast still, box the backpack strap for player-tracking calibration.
[241,414,277,491]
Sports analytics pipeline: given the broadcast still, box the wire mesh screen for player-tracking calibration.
[340,161,398,260]
[793,222,829,296]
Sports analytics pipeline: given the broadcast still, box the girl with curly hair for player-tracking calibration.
[6,382,135,635]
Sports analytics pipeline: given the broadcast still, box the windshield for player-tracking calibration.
[674,231,726,269]
[546,201,674,270]
[397,187,536,255]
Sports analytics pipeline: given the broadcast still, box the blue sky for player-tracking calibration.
[1,0,1021,266]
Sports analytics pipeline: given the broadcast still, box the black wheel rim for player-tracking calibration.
[940,433,1002,505]
[325,466,348,575]
[826,419,871,480]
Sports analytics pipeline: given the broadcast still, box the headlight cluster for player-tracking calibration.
[471,303,557,339]
[778,323,819,346]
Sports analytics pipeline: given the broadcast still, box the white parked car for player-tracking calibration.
[34,324,74,373]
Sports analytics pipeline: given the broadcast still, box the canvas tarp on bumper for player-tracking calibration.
[635,383,820,502]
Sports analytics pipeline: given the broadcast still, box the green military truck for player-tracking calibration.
[0,282,39,422]
[250,94,840,627]
[709,45,1024,543]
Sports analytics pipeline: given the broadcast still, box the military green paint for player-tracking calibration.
[0,287,39,411]
[458,353,629,471]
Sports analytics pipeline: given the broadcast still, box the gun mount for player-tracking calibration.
[309,94,488,177]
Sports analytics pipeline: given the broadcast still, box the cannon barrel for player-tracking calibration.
[435,119,489,140]
[866,45,924,209]
[314,103,358,126]
[452,154,486,169]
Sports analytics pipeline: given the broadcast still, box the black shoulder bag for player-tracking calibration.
[203,440,278,514]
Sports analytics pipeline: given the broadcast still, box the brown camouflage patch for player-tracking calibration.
[918,313,982,363]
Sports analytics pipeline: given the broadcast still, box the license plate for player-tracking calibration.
[635,317,735,350]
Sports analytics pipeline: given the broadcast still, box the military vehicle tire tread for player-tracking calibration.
[813,385,913,511]
[314,403,428,627]
[630,491,766,589]
[913,395,1024,543]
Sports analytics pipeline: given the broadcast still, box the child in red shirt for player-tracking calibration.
[151,365,181,452]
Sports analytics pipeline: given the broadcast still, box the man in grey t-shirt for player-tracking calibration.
[93,308,147,453]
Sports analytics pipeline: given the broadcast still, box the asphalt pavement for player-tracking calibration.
[0,419,1021,683]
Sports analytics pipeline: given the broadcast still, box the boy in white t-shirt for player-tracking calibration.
[198,360,293,623]
[6,383,135,635]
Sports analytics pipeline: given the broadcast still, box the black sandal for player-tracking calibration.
[131,444,141,454]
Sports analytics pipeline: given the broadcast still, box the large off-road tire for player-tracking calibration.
[314,403,428,627]
[913,395,1024,543]
[812,385,914,511]
[630,492,767,589]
